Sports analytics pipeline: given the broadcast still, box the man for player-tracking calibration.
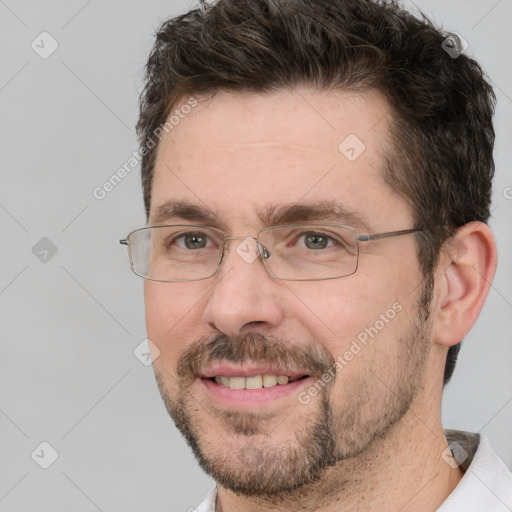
[120,0,512,510]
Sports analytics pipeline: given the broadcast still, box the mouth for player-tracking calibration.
[209,374,309,389]
[197,365,313,406]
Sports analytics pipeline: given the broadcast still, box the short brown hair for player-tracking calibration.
[137,0,496,384]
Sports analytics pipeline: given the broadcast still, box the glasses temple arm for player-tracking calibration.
[357,228,423,242]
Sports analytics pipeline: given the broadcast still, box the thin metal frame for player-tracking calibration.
[119,224,423,282]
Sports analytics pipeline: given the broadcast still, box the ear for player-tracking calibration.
[432,222,497,347]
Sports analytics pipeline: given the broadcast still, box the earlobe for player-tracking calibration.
[432,222,497,348]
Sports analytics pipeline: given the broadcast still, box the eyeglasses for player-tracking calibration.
[119,224,423,282]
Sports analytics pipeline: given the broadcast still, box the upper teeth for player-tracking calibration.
[214,375,293,389]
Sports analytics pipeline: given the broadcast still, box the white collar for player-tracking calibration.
[437,430,512,511]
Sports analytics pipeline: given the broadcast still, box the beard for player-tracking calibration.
[154,334,340,498]
[153,280,433,501]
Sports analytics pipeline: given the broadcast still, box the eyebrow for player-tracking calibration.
[150,200,372,232]
[258,202,372,231]
[150,200,228,230]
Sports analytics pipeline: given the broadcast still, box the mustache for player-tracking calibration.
[176,332,335,382]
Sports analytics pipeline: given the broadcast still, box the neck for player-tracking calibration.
[216,388,463,512]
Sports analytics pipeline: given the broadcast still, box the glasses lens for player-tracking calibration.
[128,226,223,281]
[259,225,359,280]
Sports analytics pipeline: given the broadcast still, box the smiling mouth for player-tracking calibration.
[208,374,310,390]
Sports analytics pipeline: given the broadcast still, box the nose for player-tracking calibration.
[202,238,285,337]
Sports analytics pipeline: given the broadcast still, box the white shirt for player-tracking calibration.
[193,430,512,511]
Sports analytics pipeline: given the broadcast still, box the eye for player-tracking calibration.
[175,232,212,250]
[299,232,335,250]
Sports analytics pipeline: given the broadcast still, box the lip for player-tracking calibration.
[199,374,314,407]
[198,364,310,380]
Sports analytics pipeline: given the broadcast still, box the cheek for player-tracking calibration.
[144,281,206,359]
[289,276,398,343]
[286,268,414,379]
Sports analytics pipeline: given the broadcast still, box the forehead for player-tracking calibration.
[150,88,410,231]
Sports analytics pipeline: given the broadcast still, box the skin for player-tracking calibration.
[144,87,497,511]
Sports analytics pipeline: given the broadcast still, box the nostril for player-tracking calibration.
[242,320,266,329]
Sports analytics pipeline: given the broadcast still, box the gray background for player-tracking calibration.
[0,0,510,510]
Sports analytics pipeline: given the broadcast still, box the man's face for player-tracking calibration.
[145,88,433,496]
